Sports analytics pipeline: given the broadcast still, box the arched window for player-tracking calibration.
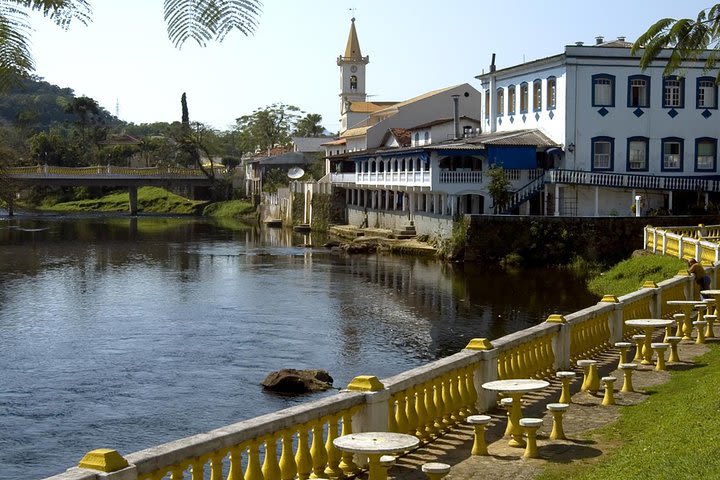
[424,131,430,143]
[350,75,357,90]
[414,132,420,144]
[532,79,542,112]
[546,77,557,109]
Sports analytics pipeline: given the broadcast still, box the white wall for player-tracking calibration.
[348,206,454,238]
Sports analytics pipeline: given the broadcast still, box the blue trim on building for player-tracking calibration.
[696,76,718,110]
[627,74,651,108]
[694,137,718,172]
[626,136,649,172]
[519,82,529,113]
[662,76,685,109]
[591,136,614,171]
[661,136,684,172]
[532,78,542,112]
[591,73,615,107]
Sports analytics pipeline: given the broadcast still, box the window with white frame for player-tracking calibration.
[484,90,490,119]
[520,82,528,113]
[697,77,717,109]
[508,85,516,115]
[592,137,613,170]
[592,74,614,106]
[497,88,504,116]
[627,137,648,170]
[628,76,650,107]
[532,79,542,111]
[663,76,684,108]
[696,138,717,170]
[662,138,683,170]
[546,77,556,109]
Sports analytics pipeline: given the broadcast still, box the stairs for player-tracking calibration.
[499,172,547,214]
[395,222,417,240]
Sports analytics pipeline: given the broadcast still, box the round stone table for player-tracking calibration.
[333,432,419,480]
[482,378,550,447]
[625,319,675,364]
[666,300,702,339]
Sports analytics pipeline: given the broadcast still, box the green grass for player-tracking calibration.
[203,200,255,218]
[587,254,686,297]
[44,187,207,215]
[538,344,720,479]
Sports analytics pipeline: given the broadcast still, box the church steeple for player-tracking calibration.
[343,18,363,60]
[337,17,369,133]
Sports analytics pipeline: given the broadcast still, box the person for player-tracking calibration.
[687,258,711,299]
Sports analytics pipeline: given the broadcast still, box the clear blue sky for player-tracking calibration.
[28,0,713,132]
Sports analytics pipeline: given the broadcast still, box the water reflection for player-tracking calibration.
[0,216,597,479]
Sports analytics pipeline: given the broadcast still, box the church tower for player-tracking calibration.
[337,17,369,133]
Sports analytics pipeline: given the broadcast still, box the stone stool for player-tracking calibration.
[673,313,685,338]
[632,334,646,361]
[379,455,395,479]
[421,462,450,480]
[614,342,632,369]
[556,371,576,404]
[694,320,707,344]
[666,336,682,363]
[663,323,674,343]
[467,414,492,455]
[704,298,716,316]
[651,343,669,371]
[500,397,514,437]
[619,363,637,393]
[695,303,707,321]
[546,403,569,440]
[577,359,600,393]
[601,376,616,406]
[704,314,716,338]
[519,418,544,459]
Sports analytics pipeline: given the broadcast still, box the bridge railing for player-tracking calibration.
[644,224,720,265]
[45,265,712,480]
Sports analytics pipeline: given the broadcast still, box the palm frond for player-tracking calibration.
[164,0,262,48]
[15,0,92,29]
[0,4,33,90]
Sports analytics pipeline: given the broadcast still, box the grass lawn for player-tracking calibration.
[587,254,687,296]
[44,187,207,215]
[537,343,720,479]
[203,200,255,218]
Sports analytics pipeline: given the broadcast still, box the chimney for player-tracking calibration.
[451,94,461,140]
[595,35,604,45]
[490,53,496,72]
[617,36,626,42]
[575,41,584,46]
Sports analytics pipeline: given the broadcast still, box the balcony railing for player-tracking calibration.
[438,170,483,183]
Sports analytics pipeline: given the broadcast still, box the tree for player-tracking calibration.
[633,5,720,80]
[294,113,324,137]
[235,103,302,153]
[487,164,512,213]
[0,0,262,89]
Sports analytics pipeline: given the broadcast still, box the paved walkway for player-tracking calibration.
[384,330,716,480]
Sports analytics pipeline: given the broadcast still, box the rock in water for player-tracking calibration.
[262,369,334,394]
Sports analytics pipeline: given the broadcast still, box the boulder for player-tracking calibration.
[262,369,334,394]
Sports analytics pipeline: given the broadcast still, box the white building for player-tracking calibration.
[477,36,720,216]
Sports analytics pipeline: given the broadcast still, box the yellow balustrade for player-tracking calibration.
[441,375,453,427]
[338,408,359,475]
[414,384,430,439]
[245,440,264,480]
[387,395,399,432]
[660,283,687,317]
[227,445,244,480]
[396,394,410,433]
[682,242,696,260]
[463,365,478,416]
[209,452,223,480]
[262,436,282,480]
[700,246,715,265]
[406,388,420,434]
[433,378,445,433]
[310,420,328,478]
[570,312,611,361]
[666,237,679,257]
[423,382,439,437]
[449,372,462,420]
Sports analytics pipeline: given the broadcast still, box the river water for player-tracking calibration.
[0,215,597,479]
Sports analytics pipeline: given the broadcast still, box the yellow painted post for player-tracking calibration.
[295,425,313,480]
[192,456,207,480]
[170,466,185,480]
[78,449,129,473]
[450,371,463,420]
[227,445,244,480]
[433,379,445,433]
[465,365,478,415]
[396,395,409,433]
[414,384,430,440]
[457,368,472,416]
[387,396,398,433]
[424,382,439,437]
[209,452,224,480]
[324,415,343,479]
[310,419,328,478]
[338,410,359,476]
[406,389,420,434]
[262,436,282,480]
[441,374,453,427]
[245,440,264,480]
[497,352,508,379]
[279,430,298,480]
[601,377,616,406]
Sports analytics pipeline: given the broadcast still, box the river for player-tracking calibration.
[0,215,597,479]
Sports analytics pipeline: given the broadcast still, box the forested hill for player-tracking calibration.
[0,76,119,132]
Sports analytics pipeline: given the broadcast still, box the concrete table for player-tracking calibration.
[666,300,702,339]
[333,432,419,480]
[625,319,675,364]
[700,290,720,336]
[482,378,550,447]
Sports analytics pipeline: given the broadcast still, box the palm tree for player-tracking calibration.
[0,0,262,90]
[632,5,720,81]
[295,113,324,137]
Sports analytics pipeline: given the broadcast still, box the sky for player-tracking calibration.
[27,0,714,133]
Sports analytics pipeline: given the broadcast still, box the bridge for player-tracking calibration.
[1,165,227,214]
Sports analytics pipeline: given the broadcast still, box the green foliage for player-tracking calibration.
[294,113,324,137]
[203,200,254,218]
[163,0,261,48]
[633,5,720,81]
[235,103,302,152]
[586,254,686,296]
[538,344,720,479]
[44,186,206,214]
[438,216,469,260]
[487,164,512,213]
[262,167,289,193]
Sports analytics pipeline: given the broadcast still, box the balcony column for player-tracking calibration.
[346,188,350,205]
[667,191,673,212]
[594,186,599,217]
[705,192,710,210]
[554,184,560,216]
[371,190,376,210]
[408,192,415,221]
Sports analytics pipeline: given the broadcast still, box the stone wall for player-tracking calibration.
[347,206,454,239]
[464,214,720,266]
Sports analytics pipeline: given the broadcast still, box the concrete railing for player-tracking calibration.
[46,265,713,480]
[644,224,720,265]
[3,165,227,179]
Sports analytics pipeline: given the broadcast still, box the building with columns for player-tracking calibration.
[477,36,720,216]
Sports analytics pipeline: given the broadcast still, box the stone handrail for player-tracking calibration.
[45,264,714,480]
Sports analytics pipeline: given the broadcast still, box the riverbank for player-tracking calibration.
[328,224,437,256]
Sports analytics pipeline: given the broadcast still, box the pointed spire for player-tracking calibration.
[343,17,363,60]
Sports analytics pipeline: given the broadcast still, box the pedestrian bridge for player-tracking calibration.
[2,165,227,214]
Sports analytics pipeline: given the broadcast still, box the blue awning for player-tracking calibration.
[487,146,537,169]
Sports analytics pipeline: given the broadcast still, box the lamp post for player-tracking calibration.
[635,195,642,217]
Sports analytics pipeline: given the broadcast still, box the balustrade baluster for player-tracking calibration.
[423,382,438,437]
[448,372,461,421]
[405,389,419,434]
[191,458,205,480]
[440,375,453,427]
[310,419,328,478]
[387,395,399,432]
[432,380,445,433]
[324,415,343,479]
[245,441,264,480]
[396,394,410,433]
[457,367,471,416]
[338,412,359,475]
[209,452,224,480]
[295,425,313,480]
[170,466,186,480]
[414,384,430,440]
[497,353,508,379]
[279,429,298,480]
[262,436,282,480]
[227,445,245,480]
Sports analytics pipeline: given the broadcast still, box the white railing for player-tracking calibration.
[644,224,720,265]
[548,169,720,192]
[438,170,483,183]
[45,259,713,480]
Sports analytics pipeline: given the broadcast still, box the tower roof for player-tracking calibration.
[343,18,363,60]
